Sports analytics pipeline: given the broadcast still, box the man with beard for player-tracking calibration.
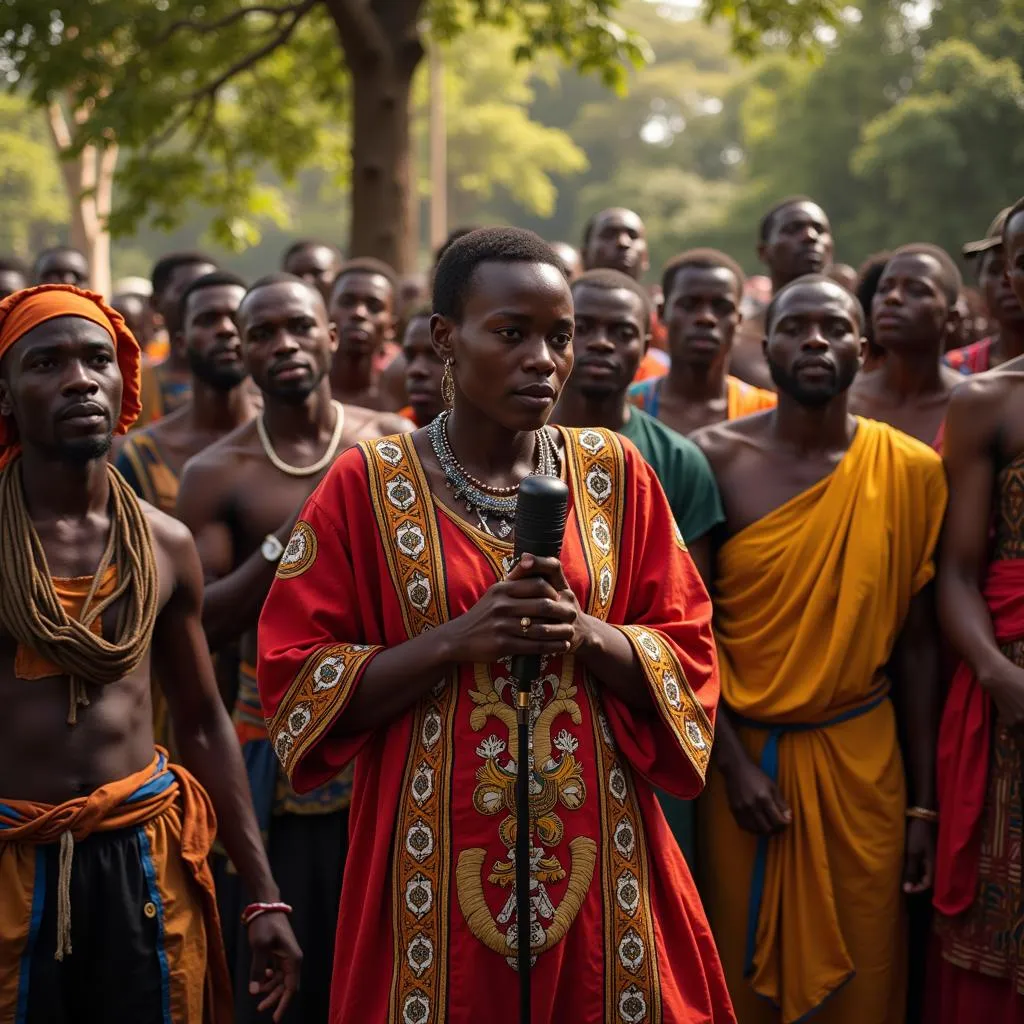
[731,197,834,391]
[117,271,255,515]
[554,268,723,582]
[850,245,964,450]
[581,207,669,383]
[149,252,219,418]
[32,246,90,287]
[327,258,408,413]
[945,208,1024,374]
[628,250,776,434]
[931,195,1024,1023]
[0,284,301,1021]
[281,239,342,306]
[176,273,407,1024]
[694,275,945,1024]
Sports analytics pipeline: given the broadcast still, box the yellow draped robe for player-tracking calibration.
[699,418,946,1024]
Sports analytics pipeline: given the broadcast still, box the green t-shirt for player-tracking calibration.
[618,406,724,542]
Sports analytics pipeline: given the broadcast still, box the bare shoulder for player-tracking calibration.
[342,404,415,441]
[177,419,258,490]
[691,410,773,469]
[948,371,1017,424]
[140,499,193,557]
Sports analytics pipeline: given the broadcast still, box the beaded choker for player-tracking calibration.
[427,411,557,538]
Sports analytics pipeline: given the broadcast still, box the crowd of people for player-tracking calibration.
[0,193,1022,1023]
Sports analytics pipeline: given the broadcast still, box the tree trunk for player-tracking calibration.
[348,56,418,271]
[324,0,426,273]
[45,100,116,297]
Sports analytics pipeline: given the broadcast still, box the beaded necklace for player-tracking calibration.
[427,410,557,538]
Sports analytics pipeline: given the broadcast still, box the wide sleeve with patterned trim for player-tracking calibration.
[257,454,385,793]
[601,442,720,799]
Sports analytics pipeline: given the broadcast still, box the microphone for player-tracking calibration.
[511,474,570,696]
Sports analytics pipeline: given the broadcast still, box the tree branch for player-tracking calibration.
[322,0,388,63]
[151,1,312,47]
[144,0,316,154]
[46,99,72,152]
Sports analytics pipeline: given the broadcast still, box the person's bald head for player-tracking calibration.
[581,208,649,280]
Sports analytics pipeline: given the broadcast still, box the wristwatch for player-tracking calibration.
[261,533,285,563]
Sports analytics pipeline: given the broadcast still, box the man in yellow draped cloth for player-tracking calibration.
[0,284,300,1021]
[693,274,946,1024]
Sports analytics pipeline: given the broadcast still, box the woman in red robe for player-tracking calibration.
[257,227,734,1024]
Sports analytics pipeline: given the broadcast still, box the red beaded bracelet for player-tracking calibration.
[241,901,293,927]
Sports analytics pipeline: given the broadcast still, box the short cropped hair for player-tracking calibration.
[32,245,86,275]
[238,272,324,321]
[282,238,342,264]
[887,243,962,306]
[1002,196,1024,252]
[434,226,481,268]
[580,208,644,252]
[758,196,818,244]
[661,248,746,303]
[331,257,398,298]
[571,268,652,332]
[764,273,864,335]
[433,227,568,323]
[178,270,247,330]
[151,251,216,297]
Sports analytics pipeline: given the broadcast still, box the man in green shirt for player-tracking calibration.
[553,267,725,868]
[554,268,724,581]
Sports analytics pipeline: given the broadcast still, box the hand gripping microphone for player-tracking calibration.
[511,474,570,696]
[510,472,569,1021]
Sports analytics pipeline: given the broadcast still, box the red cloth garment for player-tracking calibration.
[258,427,734,1024]
[934,558,1024,915]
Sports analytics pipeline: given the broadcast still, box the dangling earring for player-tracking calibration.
[441,359,455,408]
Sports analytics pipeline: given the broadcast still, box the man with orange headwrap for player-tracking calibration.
[0,284,301,1022]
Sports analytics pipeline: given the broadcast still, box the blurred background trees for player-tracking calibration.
[0,0,1019,283]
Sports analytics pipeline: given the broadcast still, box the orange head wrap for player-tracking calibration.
[0,284,142,468]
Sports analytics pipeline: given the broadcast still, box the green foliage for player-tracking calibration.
[417,25,588,224]
[0,92,66,257]
[701,0,844,56]
[0,0,648,252]
[852,40,1024,258]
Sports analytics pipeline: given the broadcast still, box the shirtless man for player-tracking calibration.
[117,270,257,515]
[0,284,300,1021]
[732,197,834,391]
[694,275,943,1024]
[327,257,405,412]
[628,249,776,434]
[281,239,342,306]
[149,251,219,417]
[930,194,1024,1023]
[176,273,409,1024]
[850,244,963,449]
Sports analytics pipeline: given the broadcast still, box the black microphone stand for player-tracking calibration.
[515,666,533,1024]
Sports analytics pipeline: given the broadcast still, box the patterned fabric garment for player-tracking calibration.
[936,452,1024,1003]
[257,428,735,1024]
[944,337,995,375]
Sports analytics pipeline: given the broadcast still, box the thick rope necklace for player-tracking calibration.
[256,400,345,477]
[428,410,557,538]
